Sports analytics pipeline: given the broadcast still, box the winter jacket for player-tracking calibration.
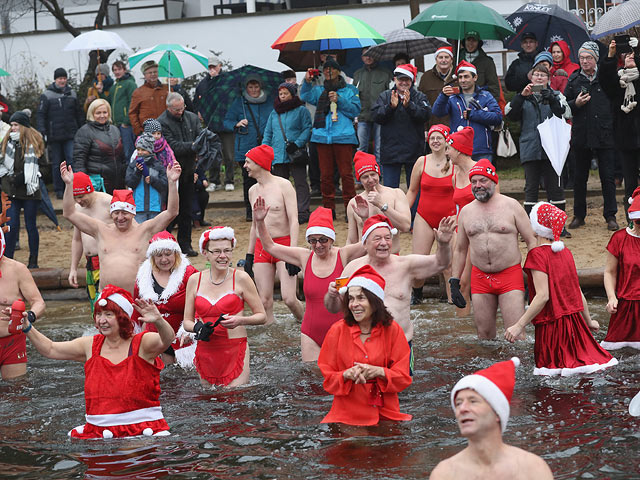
[418,65,456,127]
[506,88,570,162]
[299,81,360,145]
[36,83,84,142]
[505,51,537,93]
[263,105,312,166]
[125,153,167,213]
[352,65,393,122]
[157,109,200,175]
[192,128,223,173]
[129,81,168,135]
[73,121,125,187]
[84,76,114,112]
[223,95,274,162]
[461,48,500,101]
[600,55,640,151]
[170,84,195,113]
[550,41,579,94]
[0,139,44,201]
[371,87,431,164]
[110,73,137,127]
[565,68,614,149]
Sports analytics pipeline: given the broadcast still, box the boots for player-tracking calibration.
[27,253,38,269]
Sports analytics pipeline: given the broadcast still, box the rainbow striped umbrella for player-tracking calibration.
[271,14,385,52]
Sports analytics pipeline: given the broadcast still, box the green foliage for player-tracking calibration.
[8,76,41,117]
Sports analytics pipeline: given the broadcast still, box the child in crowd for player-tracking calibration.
[125,132,168,223]
[142,118,175,168]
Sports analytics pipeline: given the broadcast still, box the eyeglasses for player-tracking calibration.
[578,55,595,62]
[531,72,549,78]
[207,248,233,256]
[308,237,330,245]
[169,104,186,112]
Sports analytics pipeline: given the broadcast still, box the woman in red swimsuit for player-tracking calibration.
[182,226,266,388]
[406,124,454,304]
[253,198,365,362]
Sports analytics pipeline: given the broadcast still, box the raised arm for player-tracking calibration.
[408,216,454,279]
[137,299,175,361]
[25,326,91,362]
[142,162,181,233]
[324,260,359,314]
[60,162,102,238]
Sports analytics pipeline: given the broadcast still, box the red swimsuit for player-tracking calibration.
[416,160,455,228]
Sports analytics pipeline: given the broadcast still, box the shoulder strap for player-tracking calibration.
[421,156,427,175]
[196,272,202,293]
[92,334,104,356]
[246,103,261,142]
[276,114,289,143]
[232,268,236,290]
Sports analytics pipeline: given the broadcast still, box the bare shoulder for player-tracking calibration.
[275,175,295,191]
[501,193,523,210]
[507,446,553,479]
[429,451,464,479]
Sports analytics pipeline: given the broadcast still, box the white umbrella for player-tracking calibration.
[537,115,572,181]
[63,30,131,52]
[630,390,640,416]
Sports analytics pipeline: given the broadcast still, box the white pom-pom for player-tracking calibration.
[630,196,635,205]
[457,125,463,132]
[452,74,457,80]
[98,298,107,307]
[338,286,348,295]
[391,228,398,236]
[75,425,84,434]
[142,428,153,436]
[102,429,113,439]
[551,240,565,252]
[511,357,521,368]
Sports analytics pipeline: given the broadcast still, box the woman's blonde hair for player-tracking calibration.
[86,98,112,122]
[1,124,45,158]
[150,250,182,273]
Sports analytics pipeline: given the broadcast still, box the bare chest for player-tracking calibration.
[465,213,516,237]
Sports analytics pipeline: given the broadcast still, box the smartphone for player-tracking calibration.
[615,34,632,54]
[531,84,544,93]
[450,86,460,94]
[580,86,590,95]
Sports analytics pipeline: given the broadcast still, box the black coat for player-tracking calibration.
[565,68,614,149]
[157,109,200,175]
[371,87,431,164]
[504,51,537,93]
[36,83,84,142]
[73,121,125,187]
[600,55,640,151]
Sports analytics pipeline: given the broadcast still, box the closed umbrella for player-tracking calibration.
[537,115,572,183]
[364,28,450,61]
[128,44,208,79]
[592,0,640,38]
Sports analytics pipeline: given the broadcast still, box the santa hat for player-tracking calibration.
[73,172,95,196]
[199,226,236,255]
[451,357,520,433]
[361,214,398,244]
[338,264,386,300]
[110,189,136,215]
[447,126,474,156]
[455,60,477,76]
[353,150,380,181]
[530,202,567,252]
[628,186,640,220]
[435,46,454,58]
[147,231,181,258]
[394,63,418,82]
[306,207,335,241]
[96,284,134,318]
[427,124,450,142]
[246,144,274,171]
[468,159,499,183]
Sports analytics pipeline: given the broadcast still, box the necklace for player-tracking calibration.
[360,328,372,335]
[209,266,229,285]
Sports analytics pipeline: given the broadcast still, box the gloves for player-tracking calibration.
[630,37,638,48]
[286,141,299,154]
[193,320,214,342]
[555,69,567,77]
[285,262,301,276]
[244,253,254,278]
[540,88,552,101]
[137,159,150,177]
[449,278,467,308]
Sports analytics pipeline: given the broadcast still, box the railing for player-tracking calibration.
[547,0,627,30]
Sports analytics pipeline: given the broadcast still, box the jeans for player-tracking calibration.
[272,163,311,219]
[471,153,493,162]
[382,162,414,189]
[357,121,381,164]
[209,131,235,186]
[573,146,618,220]
[620,148,640,217]
[168,172,195,249]
[308,141,320,190]
[522,159,565,213]
[48,139,74,196]
[4,197,39,259]
[315,143,356,210]
[135,211,159,223]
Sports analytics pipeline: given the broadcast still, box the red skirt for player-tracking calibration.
[601,298,640,351]
[195,336,247,386]
[69,418,170,439]
[533,313,618,376]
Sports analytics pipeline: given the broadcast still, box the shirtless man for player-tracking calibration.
[346,151,411,254]
[325,213,455,344]
[450,159,536,339]
[430,357,553,480]
[0,216,46,380]
[67,172,112,308]
[61,161,181,294]
[243,145,304,325]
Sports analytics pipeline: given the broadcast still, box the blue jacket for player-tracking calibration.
[432,87,502,156]
[299,81,360,145]
[223,96,274,162]
[36,83,84,141]
[263,106,312,165]
[125,153,167,213]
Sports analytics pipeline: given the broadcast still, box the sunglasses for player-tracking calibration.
[308,237,330,245]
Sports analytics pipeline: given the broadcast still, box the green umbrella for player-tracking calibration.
[128,43,208,79]
[0,68,10,77]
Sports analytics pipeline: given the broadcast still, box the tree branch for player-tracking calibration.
[38,0,80,37]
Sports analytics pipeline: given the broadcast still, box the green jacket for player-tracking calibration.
[109,73,137,126]
[353,65,393,122]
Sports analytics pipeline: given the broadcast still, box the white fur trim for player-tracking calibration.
[104,293,133,317]
[199,227,236,254]
[174,341,196,369]
[110,201,136,215]
[142,428,153,436]
[86,406,165,426]
[629,196,635,205]
[393,66,414,80]
[343,276,385,301]
[457,65,477,75]
[530,202,554,240]
[135,255,189,302]
[451,374,510,433]
[533,357,618,376]
[551,241,565,252]
[435,47,453,58]
[600,340,640,350]
[630,210,640,219]
[146,238,180,258]
[103,429,113,439]
[361,222,398,244]
[305,226,335,241]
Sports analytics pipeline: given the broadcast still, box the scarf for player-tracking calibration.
[274,96,304,114]
[242,90,267,104]
[153,137,175,167]
[313,76,347,129]
[3,140,40,195]
[464,50,479,63]
[619,67,639,113]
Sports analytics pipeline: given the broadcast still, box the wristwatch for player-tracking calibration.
[27,310,36,324]
[380,203,389,212]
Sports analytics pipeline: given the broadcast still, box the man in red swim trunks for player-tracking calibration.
[244,144,303,325]
[450,159,536,339]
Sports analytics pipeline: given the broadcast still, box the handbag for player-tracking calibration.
[277,114,309,166]
[497,125,517,158]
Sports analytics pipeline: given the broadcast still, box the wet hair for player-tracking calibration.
[93,299,134,340]
[150,250,182,272]
[86,98,112,122]
[393,53,410,65]
[112,60,127,71]
[342,288,393,328]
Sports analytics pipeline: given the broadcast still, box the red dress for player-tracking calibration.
[602,228,640,350]
[318,320,412,425]
[416,160,455,228]
[69,332,170,439]
[452,183,474,217]
[193,270,247,386]
[525,245,618,376]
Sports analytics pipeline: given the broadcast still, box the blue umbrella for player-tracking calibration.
[503,3,590,62]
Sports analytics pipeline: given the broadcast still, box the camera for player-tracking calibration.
[615,34,632,54]
[308,68,320,79]
[286,141,298,154]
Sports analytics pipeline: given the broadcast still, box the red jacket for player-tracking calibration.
[550,41,579,93]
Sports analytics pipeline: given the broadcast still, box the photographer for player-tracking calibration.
[506,64,571,226]
[600,37,640,220]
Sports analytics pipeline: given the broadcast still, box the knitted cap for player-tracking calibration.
[447,126,474,156]
[361,214,398,244]
[54,67,68,79]
[338,264,386,301]
[95,63,110,77]
[533,51,553,68]
[96,284,134,318]
[353,151,380,181]
[521,31,537,41]
[147,231,181,257]
[427,124,450,142]
[579,41,600,62]
[143,119,162,134]
[9,111,30,128]
[323,58,341,71]
[246,144,274,171]
[465,31,480,40]
[110,189,136,215]
[199,226,236,255]
[278,82,298,96]
[306,207,335,241]
[468,158,499,183]
[73,172,95,196]
[136,133,155,153]
[530,202,567,252]
[455,60,477,76]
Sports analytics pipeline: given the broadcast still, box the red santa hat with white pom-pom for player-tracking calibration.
[361,214,397,244]
[110,189,136,215]
[306,207,336,241]
[628,186,640,220]
[146,231,181,258]
[530,202,567,252]
[199,226,236,255]
[338,264,386,300]
[96,285,134,318]
[451,357,520,433]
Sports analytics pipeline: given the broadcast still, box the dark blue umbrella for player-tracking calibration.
[503,3,590,62]
[38,178,61,231]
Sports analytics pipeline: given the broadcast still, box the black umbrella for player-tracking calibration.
[503,3,590,62]
[38,178,61,231]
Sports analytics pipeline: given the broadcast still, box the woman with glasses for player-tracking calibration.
[182,227,266,387]
[253,198,365,361]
